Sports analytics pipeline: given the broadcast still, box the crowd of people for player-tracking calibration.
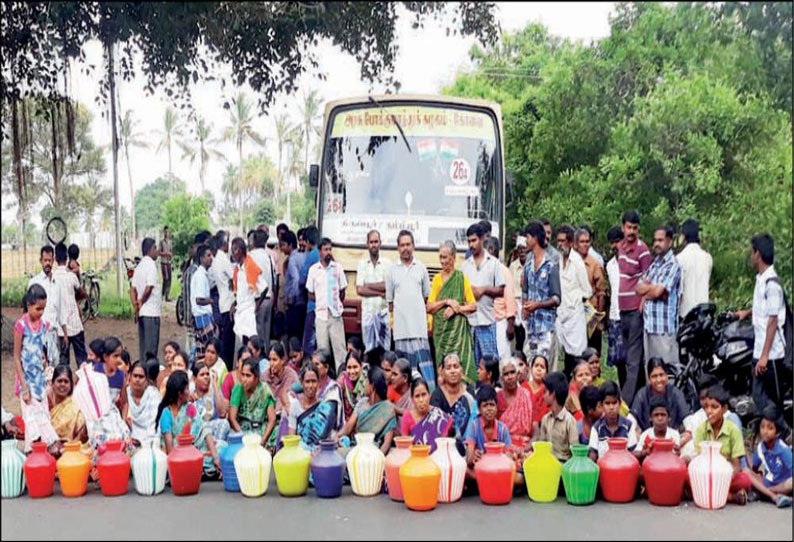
[4,211,791,508]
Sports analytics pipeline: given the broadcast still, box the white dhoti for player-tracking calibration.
[555,305,588,358]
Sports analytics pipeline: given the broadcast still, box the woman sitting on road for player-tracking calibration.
[565,360,593,422]
[123,361,160,447]
[632,358,692,445]
[337,366,398,456]
[339,350,368,421]
[286,363,338,453]
[157,341,181,393]
[312,349,344,432]
[400,378,453,453]
[264,342,300,447]
[497,356,534,452]
[191,361,231,447]
[430,353,478,455]
[49,365,89,457]
[203,339,228,386]
[156,370,222,478]
[388,357,413,426]
[229,358,276,447]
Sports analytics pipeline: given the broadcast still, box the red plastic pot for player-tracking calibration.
[97,439,131,496]
[24,442,56,499]
[598,438,640,503]
[642,438,686,506]
[167,434,203,496]
[474,442,515,505]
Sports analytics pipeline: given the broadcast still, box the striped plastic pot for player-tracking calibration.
[688,441,732,510]
[235,433,272,498]
[430,438,466,503]
[1,440,26,499]
[346,433,385,497]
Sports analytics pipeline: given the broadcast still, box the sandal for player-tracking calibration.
[776,495,792,509]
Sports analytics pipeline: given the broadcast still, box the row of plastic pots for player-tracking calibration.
[1,436,735,511]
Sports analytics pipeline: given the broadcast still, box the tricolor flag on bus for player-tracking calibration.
[417,139,437,162]
[439,139,459,159]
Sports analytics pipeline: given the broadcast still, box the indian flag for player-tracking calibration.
[417,139,437,162]
[439,139,459,159]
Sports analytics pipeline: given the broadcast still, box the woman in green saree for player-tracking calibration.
[427,240,478,386]
[337,366,397,455]
[229,358,277,447]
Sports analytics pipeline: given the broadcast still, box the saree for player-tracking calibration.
[354,400,397,450]
[193,388,231,444]
[263,366,299,416]
[430,387,478,455]
[231,382,275,437]
[497,387,534,449]
[50,396,90,455]
[126,386,160,444]
[431,271,476,385]
[340,373,367,420]
[404,406,452,453]
[527,382,550,425]
[293,399,338,453]
[318,377,345,432]
[162,403,226,476]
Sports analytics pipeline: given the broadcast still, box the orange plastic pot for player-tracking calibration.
[399,445,441,511]
[56,441,91,497]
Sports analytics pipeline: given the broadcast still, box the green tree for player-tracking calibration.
[119,109,149,241]
[134,176,188,237]
[223,92,265,232]
[273,113,297,199]
[161,193,211,268]
[75,176,113,248]
[298,89,323,169]
[155,106,184,185]
[180,116,225,193]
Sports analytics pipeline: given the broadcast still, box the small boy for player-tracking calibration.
[681,374,743,459]
[746,405,793,508]
[536,371,579,462]
[635,395,681,460]
[68,243,81,280]
[465,385,513,479]
[588,381,638,461]
[692,385,752,505]
[578,385,603,445]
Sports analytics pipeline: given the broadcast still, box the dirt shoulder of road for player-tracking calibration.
[1,304,184,416]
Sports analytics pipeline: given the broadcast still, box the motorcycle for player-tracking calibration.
[675,303,792,443]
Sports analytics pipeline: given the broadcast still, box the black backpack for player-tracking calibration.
[766,277,793,371]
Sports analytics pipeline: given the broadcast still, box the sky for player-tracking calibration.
[8,2,615,231]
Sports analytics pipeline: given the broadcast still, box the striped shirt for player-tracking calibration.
[618,238,652,312]
[642,250,682,335]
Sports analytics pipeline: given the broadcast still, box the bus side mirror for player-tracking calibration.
[309,164,319,188]
[505,171,515,209]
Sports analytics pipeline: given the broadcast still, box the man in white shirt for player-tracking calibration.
[676,219,712,319]
[28,245,64,366]
[356,230,391,359]
[52,242,86,367]
[555,225,592,376]
[307,238,348,370]
[131,237,162,362]
[210,231,235,370]
[734,234,789,413]
[605,227,627,383]
[191,243,216,363]
[250,230,276,347]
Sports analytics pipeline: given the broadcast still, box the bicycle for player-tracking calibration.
[80,269,101,322]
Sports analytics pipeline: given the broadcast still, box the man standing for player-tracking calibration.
[28,245,63,366]
[132,237,162,362]
[250,230,276,347]
[52,243,86,367]
[300,226,320,356]
[276,230,298,341]
[509,234,528,352]
[210,231,235,371]
[285,231,308,343]
[463,222,505,364]
[605,227,627,383]
[579,224,605,267]
[733,234,789,413]
[484,236,516,360]
[356,230,391,360]
[159,226,173,302]
[575,227,607,355]
[522,221,561,363]
[637,226,682,369]
[540,218,561,266]
[191,243,216,363]
[555,225,592,376]
[307,238,348,370]
[386,230,433,389]
[676,219,712,320]
[617,210,652,405]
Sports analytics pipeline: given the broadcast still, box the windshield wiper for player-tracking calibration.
[368,95,412,153]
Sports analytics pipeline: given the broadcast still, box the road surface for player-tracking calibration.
[2,478,791,540]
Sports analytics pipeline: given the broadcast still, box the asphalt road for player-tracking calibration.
[2,476,792,541]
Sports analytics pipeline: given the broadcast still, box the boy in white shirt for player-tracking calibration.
[635,395,682,460]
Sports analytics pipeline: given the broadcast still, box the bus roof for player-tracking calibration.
[322,94,502,119]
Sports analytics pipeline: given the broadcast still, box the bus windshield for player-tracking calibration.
[319,103,502,250]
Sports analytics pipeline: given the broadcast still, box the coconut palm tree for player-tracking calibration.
[298,89,323,174]
[285,126,305,225]
[155,106,184,190]
[223,92,265,232]
[179,116,225,194]
[119,110,149,241]
[274,113,297,199]
[78,176,112,249]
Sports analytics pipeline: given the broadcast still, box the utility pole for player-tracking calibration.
[108,42,123,297]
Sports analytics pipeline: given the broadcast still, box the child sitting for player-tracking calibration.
[577,386,602,445]
[287,337,305,373]
[635,395,681,461]
[745,405,792,508]
[476,354,500,395]
[691,385,752,505]
[564,360,592,422]
[681,374,743,460]
[464,385,513,480]
[536,372,579,462]
[588,381,638,461]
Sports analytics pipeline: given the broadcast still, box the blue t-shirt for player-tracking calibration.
[753,438,793,488]
[159,407,174,435]
[464,416,512,452]
[300,247,320,311]
[94,362,125,392]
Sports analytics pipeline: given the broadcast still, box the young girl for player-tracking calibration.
[476,354,500,395]
[513,350,529,387]
[288,337,305,373]
[247,336,267,375]
[14,285,60,453]
[95,337,126,407]
[527,355,550,434]
[86,339,105,369]
[565,360,592,422]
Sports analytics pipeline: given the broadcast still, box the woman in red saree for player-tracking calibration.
[496,357,533,453]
